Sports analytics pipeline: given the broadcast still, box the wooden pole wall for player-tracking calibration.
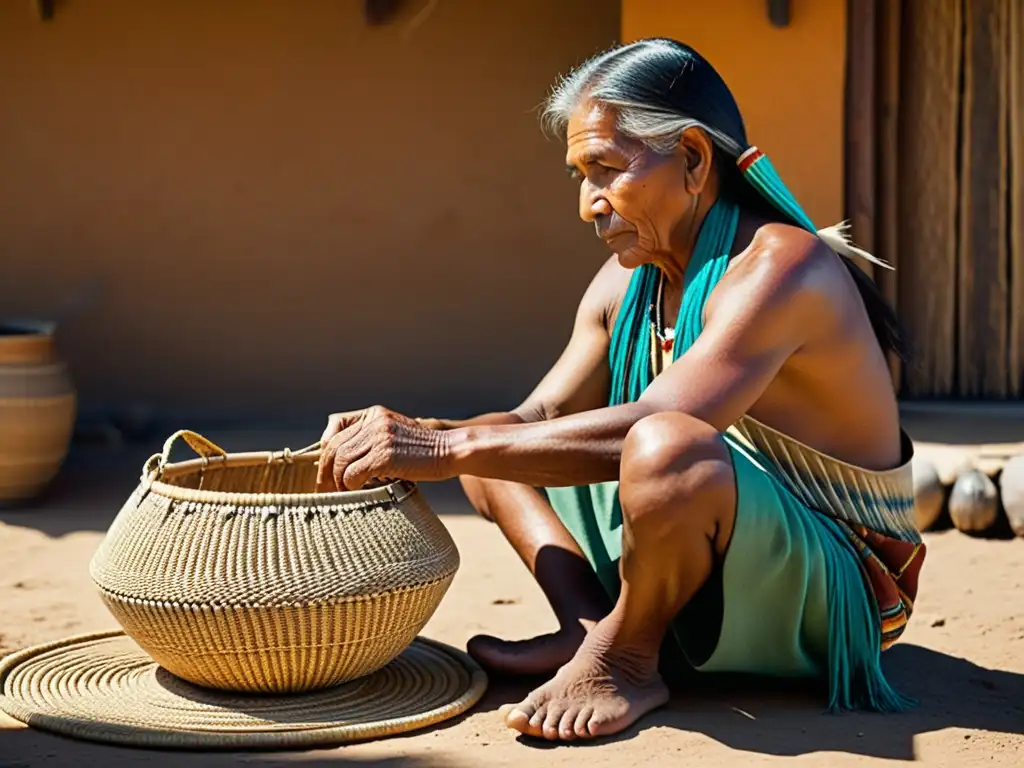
[876,0,902,390]
[844,0,876,280]
[896,0,963,398]
[957,0,1011,398]
[847,0,1024,400]
[1010,0,1024,396]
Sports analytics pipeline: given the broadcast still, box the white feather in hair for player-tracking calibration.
[816,221,893,270]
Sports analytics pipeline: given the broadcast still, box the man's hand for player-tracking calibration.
[316,406,450,492]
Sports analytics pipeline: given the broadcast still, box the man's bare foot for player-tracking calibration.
[501,617,669,741]
[467,625,585,676]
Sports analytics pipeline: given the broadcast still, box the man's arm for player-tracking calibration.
[444,240,826,487]
[419,258,626,432]
[317,258,628,492]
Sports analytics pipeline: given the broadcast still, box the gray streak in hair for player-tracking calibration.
[541,41,744,157]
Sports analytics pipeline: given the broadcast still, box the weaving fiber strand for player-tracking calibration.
[0,431,485,749]
[87,431,462,694]
[0,631,487,749]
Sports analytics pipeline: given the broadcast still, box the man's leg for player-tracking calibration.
[504,412,737,740]
[460,475,612,675]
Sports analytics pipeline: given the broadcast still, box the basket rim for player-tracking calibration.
[144,450,416,508]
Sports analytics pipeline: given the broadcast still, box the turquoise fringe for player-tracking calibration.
[739,153,915,710]
[607,199,739,406]
[817,516,917,713]
[603,155,915,713]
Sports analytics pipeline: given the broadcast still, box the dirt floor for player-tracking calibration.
[1,419,1023,767]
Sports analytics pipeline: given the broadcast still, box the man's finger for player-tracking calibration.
[315,437,337,492]
[320,410,363,446]
[342,454,377,491]
[333,435,372,492]
[317,424,363,491]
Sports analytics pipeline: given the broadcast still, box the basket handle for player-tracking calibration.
[141,429,229,482]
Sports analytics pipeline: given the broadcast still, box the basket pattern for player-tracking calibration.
[89,432,460,694]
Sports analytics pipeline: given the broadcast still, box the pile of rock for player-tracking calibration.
[914,450,1024,537]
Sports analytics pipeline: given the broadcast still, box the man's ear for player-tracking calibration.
[678,127,715,195]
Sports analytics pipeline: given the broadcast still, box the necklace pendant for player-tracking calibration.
[660,337,674,352]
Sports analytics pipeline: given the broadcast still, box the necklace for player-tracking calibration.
[649,269,676,352]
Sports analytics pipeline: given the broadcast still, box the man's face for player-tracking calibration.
[565,99,702,269]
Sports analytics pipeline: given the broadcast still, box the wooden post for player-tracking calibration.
[1009,0,1024,396]
[844,0,877,280]
[877,0,903,391]
[898,0,963,397]
[957,0,1011,398]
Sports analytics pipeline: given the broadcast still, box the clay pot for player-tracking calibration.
[0,320,76,505]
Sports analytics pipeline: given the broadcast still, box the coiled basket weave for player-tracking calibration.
[88,430,460,694]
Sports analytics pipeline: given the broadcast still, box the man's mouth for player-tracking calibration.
[594,212,636,247]
[599,230,633,245]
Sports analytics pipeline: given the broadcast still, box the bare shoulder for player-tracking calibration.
[577,254,632,331]
[711,222,849,325]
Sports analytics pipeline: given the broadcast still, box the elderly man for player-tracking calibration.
[317,38,925,742]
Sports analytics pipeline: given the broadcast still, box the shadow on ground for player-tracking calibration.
[1,644,1020,764]
[506,644,1024,760]
[0,727,461,768]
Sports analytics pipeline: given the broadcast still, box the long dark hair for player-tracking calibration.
[544,38,909,360]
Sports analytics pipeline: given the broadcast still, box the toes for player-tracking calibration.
[527,703,548,738]
[502,696,547,738]
[542,702,569,741]
[586,710,625,738]
[574,706,595,738]
[558,707,580,741]
[502,706,532,734]
[501,699,537,735]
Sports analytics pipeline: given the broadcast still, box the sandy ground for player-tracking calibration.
[1,426,1023,767]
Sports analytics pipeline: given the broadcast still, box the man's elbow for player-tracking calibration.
[511,401,550,424]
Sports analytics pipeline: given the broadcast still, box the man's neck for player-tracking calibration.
[658,206,768,328]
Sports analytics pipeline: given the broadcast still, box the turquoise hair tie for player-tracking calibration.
[737,146,817,232]
[737,146,891,270]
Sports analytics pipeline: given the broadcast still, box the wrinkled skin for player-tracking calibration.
[319,99,903,741]
[315,407,446,492]
[566,99,714,280]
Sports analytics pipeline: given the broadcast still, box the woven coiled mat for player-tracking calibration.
[0,630,488,750]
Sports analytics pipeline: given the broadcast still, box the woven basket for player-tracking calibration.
[89,430,460,694]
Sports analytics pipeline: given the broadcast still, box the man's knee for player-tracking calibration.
[620,412,735,536]
[459,475,495,521]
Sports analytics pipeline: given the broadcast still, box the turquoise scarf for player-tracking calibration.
[608,199,740,405]
[604,197,913,713]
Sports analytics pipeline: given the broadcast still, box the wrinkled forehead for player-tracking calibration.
[565,99,637,162]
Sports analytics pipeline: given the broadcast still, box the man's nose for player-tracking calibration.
[579,181,612,222]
